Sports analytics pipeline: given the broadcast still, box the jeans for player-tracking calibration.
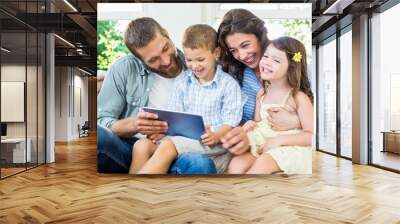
[97,125,217,174]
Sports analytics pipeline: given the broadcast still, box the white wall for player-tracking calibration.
[1,82,25,122]
[1,65,25,81]
[54,67,89,141]
[98,3,209,50]
[145,4,204,50]
[1,65,26,140]
[1,63,46,163]
[55,67,68,141]
[98,3,311,52]
[1,65,35,137]
[75,73,89,123]
[72,73,89,138]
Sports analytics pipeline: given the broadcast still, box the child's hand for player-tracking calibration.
[201,125,219,147]
[147,134,165,143]
[261,137,282,153]
[243,120,258,131]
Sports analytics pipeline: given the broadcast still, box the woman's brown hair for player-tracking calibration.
[269,36,313,102]
[217,8,270,86]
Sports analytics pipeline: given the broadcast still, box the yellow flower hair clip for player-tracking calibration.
[292,52,302,62]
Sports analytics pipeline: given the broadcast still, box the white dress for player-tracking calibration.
[247,90,312,174]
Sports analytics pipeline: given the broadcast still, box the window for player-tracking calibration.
[339,28,352,158]
[390,74,400,130]
[317,37,337,154]
[0,1,46,179]
[370,3,400,171]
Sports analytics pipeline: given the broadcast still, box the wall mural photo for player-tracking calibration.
[96,3,314,175]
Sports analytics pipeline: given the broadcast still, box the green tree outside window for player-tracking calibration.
[97,20,129,71]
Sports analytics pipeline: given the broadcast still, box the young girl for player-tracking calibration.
[228,36,314,175]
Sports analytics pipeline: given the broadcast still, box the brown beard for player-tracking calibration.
[144,53,181,78]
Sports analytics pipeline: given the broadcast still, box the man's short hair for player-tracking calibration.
[183,24,217,51]
[124,17,169,57]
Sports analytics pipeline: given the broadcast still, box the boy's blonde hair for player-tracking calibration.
[183,24,217,51]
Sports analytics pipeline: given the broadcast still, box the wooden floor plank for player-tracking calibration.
[0,135,400,223]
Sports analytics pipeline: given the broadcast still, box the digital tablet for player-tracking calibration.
[142,107,205,141]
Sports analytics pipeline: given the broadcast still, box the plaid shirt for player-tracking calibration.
[168,65,242,131]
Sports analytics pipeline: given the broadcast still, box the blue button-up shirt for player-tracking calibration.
[241,67,261,122]
[240,66,312,122]
[168,65,243,131]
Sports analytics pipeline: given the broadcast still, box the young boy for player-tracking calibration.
[129,24,242,174]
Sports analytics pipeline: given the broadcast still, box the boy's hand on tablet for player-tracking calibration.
[201,125,219,147]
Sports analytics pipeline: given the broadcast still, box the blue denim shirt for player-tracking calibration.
[241,67,261,122]
[97,50,186,129]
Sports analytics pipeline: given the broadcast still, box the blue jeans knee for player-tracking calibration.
[169,152,217,174]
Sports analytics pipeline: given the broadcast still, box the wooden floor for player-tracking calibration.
[1,135,400,223]
[1,167,26,178]
[1,163,46,178]
[372,150,400,171]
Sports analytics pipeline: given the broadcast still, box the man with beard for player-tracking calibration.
[97,17,217,174]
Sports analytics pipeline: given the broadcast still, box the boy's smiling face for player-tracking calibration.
[183,47,219,83]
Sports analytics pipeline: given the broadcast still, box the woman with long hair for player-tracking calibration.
[217,9,302,160]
